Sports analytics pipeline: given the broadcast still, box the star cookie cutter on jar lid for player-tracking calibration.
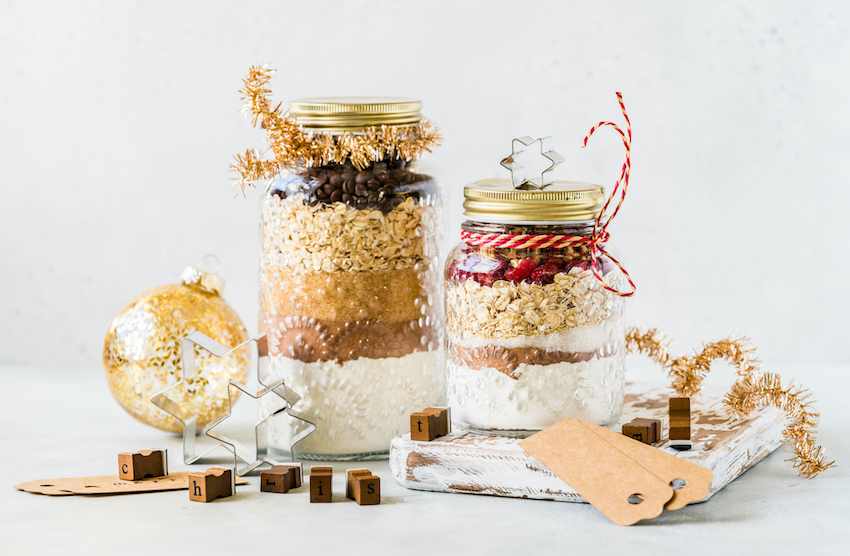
[500,136,565,189]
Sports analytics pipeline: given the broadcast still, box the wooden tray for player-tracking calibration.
[389,382,784,504]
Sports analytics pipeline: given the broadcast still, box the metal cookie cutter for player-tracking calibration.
[205,352,317,476]
[151,331,314,473]
[500,136,565,189]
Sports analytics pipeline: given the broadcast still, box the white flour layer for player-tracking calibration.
[261,351,444,457]
[447,352,625,433]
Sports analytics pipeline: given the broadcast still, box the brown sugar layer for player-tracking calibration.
[261,268,427,323]
[447,339,614,378]
[265,315,440,364]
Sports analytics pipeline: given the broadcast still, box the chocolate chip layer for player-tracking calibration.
[447,339,616,378]
[264,315,440,364]
[272,159,436,214]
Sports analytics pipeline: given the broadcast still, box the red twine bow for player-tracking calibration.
[461,93,636,297]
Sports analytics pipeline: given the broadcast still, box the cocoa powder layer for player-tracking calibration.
[261,268,426,323]
[264,315,439,364]
[446,339,614,378]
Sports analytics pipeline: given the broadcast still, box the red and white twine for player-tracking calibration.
[461,92,636,297]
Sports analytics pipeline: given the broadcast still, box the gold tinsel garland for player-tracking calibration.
[231,65,443,194]
[625,326,834,478]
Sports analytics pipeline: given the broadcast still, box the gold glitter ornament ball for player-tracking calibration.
[102,258,250,433]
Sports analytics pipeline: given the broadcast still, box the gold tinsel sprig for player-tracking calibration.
[725,373,835,478]
[625,327,671,368]
[625,326,833,478]
[626,327,759,398]
[230,65,443,194]
[670,336,760,398]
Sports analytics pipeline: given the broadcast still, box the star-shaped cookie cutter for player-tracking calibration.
[151,331,313,473]
[500,136,565,189]
[205,349,316,475]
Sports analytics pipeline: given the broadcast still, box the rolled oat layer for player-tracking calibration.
[261,193,437,274]
[445,267,621,340]
[446,323,611,353]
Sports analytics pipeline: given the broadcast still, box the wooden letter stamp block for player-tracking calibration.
[346,469,372,500]
[669,397,692,450]
[422,407,450,438]
[310,466,332,503]
[410,412,438,441]
[622,418,661,445]
[271,464,302,488]
[260,468,291,494]
[188,468,233,503]
[353,475,381,506]
[118,449,167,480]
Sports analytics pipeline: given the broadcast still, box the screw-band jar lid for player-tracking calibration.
[288,97,423,132]
[463,179,605,223]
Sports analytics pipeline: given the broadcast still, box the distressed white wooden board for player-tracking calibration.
[389,382,785,504]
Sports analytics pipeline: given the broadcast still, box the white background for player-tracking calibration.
[1,0,848,369]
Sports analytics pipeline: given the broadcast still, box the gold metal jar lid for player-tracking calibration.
[288,97,423,132]
[463,179,605,223]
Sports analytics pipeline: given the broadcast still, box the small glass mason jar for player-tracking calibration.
[445,179,627,436]
[259,98,445,460]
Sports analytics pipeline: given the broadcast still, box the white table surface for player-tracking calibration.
[2,363,848,555]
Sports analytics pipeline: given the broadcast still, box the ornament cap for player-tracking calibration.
[181,255,225,296]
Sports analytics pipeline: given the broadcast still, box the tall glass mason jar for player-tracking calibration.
[259,98,444,460]
[445,180,626,436]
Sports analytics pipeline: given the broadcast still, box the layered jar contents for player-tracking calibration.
[260,159,444,459]
[445,182,627,436]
